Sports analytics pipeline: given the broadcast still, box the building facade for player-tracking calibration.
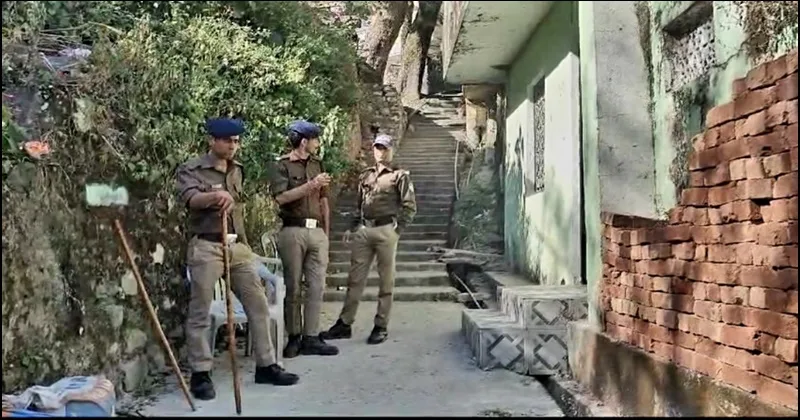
[441,0,798,415]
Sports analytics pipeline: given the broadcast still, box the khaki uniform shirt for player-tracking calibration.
[352,163,417,229]
[175,153,248,245]
[269,153,329,221]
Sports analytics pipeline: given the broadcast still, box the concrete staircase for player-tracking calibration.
[461,273,589,376]
[323,94,465,302]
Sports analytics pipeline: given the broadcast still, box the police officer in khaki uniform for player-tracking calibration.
[321,134,417,344]
[176,118,299,401]
[269,120,339,358]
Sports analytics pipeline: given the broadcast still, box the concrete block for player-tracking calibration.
[461,309,526,374]
[524,330,570,375]
[500,285,588,329]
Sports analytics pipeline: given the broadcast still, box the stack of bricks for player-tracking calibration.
[600,49,799,410]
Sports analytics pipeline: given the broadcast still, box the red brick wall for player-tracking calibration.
[600,50,799,411]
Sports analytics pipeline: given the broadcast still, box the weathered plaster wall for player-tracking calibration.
[504,1,581,283]
[649,1,799,217]
[581,0,799,330]
[579,0,661,327]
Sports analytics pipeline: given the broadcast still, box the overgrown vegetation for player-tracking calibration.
[452,149,503,253]
[739,1,799,61]
[1,1,365,392]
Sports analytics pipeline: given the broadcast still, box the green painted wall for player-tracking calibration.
[648,1,799,216]
[578,0,603,327]
[503,1,580,280]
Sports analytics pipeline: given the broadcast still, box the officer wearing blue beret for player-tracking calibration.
[175,118,300,400]
[268,119,339,358]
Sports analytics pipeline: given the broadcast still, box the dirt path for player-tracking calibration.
[140,302,563,417]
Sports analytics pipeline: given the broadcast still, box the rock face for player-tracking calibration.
[1,172,188,394]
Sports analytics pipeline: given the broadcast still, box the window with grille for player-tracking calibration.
[524,80,545,194]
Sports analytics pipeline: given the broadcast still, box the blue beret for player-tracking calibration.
[287,120,321,139]
[205,118,245,138]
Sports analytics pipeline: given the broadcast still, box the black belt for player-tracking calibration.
[282,218,321,228]
[196,233,226,243]
[364,216,395,228]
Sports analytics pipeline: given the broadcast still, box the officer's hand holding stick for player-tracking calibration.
[220,211,243,415]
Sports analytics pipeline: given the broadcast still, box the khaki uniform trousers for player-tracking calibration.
[277,226,329,336]
[186,238,276,372]
[340,224,400,328]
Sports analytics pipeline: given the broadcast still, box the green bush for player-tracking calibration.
[1,1,364,391]
[2,0,363,238]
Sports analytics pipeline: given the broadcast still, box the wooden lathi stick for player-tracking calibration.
[221,215,243,415]
[113,220,196,412]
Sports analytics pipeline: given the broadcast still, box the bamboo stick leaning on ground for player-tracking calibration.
[84,184,196,412]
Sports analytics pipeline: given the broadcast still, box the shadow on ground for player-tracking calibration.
[141,302,563,417]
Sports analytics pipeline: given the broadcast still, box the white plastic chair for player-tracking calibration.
[257,231,285,363]
[183,230,285,362]
[185,268,252,357]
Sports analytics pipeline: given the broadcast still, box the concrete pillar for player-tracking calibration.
[579,1,657,330]
[462,84,501,150]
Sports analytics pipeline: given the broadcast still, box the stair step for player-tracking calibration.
[334,195,453,204]
[326,270,450,287]
[328,239,445,253]
[332,217,450,226]
[498,285,589,329]
[461,309,527,374]
[330,215,450,225]
[329,250,439,262]
[396,166,458,172]
[330,223,449,232]
[328,261,446,273]
[399,146,457,151]
[329,231,446,241]
[323,286,460,302]
[400,169,458,175]
[398,156,458,162]
[334,206,452,214]
[394,166,457,172]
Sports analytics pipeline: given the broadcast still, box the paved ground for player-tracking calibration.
[141,302,563,417]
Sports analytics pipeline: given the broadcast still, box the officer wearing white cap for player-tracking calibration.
[321,134,417,345]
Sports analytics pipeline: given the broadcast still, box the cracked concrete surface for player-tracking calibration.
[141,302,563,417]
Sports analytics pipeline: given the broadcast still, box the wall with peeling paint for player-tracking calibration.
[648,1,799,217]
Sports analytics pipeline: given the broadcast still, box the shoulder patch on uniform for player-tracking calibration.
[276,154,291,161]
[183,156,205,169]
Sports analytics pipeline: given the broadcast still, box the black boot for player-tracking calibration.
[367,326,388,345]
[283,334,303,359]
[254,364,299,386]
[189,371,216,400]
[319,319,352,340]
[299,334,340,356]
